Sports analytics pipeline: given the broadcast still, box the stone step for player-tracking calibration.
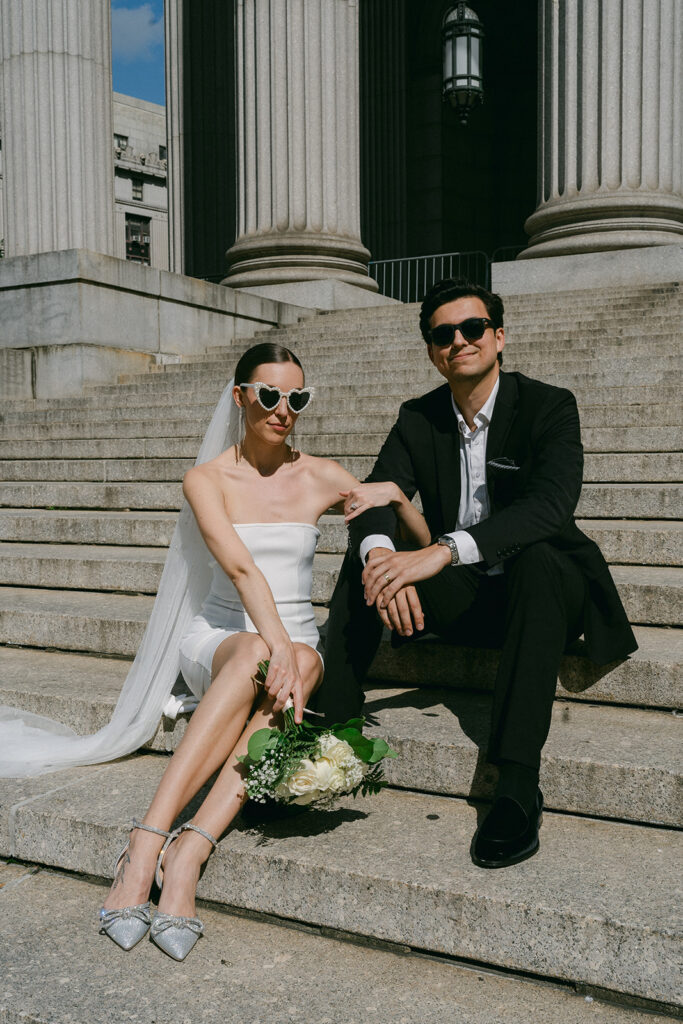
[608,565,682,625]
[0,509,342,553]
[6,868,658,1024]
[1,510,679,567]
[4,381,680,425]
[1,365,677,415]
[1,760,679,1006]
[95,377,683,408]
[0,508,180,547]
[369,624,682,710]
[5,390,681,431]
[299,429,682,456]
[1,450,680,486]
[0,646,678,827]
[0,549,678,623]
[0,436,203,459]
[1,608,678,711]
[576,519,683,566]
[0,586,325,657]
[368,687,682,826]
[0,544,340,599]
[1,479,679,519]
[0,479,183,509]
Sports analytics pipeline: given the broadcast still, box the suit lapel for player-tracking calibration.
[430,384,462,533]
[485,371,519,500]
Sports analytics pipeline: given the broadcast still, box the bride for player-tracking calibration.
[93,341,430,961]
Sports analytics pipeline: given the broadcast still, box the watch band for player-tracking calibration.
[437,535,460,566]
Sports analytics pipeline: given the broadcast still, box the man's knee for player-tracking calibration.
[509,541,558,573]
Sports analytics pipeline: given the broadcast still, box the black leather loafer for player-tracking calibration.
[471,790,543,869]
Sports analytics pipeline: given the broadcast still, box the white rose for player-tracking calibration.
[290,789,321,806]
[319,736,356,768]
[282,758,320,797]
[325,765,347,792]
[312,756,336,790]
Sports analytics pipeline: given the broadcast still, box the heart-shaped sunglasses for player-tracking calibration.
[239,381,315,414]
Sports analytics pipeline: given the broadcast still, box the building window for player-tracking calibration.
[114,133,128,149]
[125,214,151,265]
[159,145,167,161]
[131,176,143,201]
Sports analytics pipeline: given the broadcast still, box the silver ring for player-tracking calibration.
[350,502,359,510]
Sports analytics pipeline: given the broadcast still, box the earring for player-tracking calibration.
[238,406,245,458]
[289,422,296,458]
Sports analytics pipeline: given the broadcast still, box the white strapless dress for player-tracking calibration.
[178,522,322,697]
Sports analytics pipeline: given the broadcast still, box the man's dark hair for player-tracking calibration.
[419,278,505,365]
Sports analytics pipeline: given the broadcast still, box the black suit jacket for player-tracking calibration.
[349,371,637,666]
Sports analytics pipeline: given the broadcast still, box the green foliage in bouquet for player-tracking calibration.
[237,660,397,807]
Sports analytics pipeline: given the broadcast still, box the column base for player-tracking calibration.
[492,244,683,296]
[222,232,378,292]
[520,192,683,259]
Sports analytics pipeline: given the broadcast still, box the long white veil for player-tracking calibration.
[0,380,240,778]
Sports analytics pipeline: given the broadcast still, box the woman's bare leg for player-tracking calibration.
[102,631,274,911]
[156,643,323,918]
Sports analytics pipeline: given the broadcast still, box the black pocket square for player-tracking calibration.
[487,457,520,472]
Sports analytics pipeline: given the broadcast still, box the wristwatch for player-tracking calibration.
[437,535,460,566]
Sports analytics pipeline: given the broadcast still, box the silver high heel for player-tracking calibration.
[98,819,171,950]
[150,822,218,961]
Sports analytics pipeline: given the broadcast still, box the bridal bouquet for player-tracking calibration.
[238,661,397,809]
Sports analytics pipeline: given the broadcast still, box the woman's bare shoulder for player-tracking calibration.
[183,447,239,494]
[297,454,357,486]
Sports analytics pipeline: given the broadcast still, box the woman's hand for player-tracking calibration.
[340,482,401,522]
[264,643,305,724]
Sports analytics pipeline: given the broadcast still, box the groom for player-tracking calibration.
[317,277,637,868]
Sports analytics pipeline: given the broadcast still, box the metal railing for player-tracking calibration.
[368,245,526,303]
[369,250,490,303]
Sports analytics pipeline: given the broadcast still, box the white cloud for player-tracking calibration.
[112,4,164,63]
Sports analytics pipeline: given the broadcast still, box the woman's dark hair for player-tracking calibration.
[234,342,303,384]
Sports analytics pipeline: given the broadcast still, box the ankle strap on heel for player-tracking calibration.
[180,823,218,848]
[131,819,172,839]
[154,823,218,890]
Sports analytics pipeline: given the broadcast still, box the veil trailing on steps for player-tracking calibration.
[0,380,241,778]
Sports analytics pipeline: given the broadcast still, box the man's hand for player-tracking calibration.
[362,547,420,636]
[363,546,451,625]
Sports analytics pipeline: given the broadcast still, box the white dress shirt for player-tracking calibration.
[359,377,501,572]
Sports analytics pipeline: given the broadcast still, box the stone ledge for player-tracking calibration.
[0,249,314,398]
[1,759,680,1005]
[0,868,668,1024]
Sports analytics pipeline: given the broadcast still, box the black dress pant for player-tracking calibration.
[315,541,586,772]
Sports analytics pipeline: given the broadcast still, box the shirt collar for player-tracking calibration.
[451,375,500,434]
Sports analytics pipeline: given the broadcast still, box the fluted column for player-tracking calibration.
[0,0,115,257]
[164,0,185,274]
[223,0,376,291]
[520,0,682,259]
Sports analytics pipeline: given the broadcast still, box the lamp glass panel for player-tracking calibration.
[471,36,481,78]
[443,38,453,80]
[455,34,467,76]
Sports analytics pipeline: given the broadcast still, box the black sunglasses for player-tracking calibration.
[429,317,495,346]
[239,381,315,413]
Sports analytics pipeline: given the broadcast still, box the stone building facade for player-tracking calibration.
[112,93,169,272]
[0,0,680,303]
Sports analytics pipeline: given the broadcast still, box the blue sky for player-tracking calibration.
[111,1,166,106]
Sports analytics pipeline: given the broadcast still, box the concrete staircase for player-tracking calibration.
[0,282,681,1020]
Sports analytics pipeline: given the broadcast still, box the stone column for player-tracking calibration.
[520,0,682,259]
[164,0,185,274]
[0,0,115,257]
[223,0,376,292]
